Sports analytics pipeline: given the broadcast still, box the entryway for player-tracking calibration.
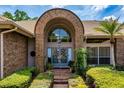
[35,8,84,72]
[47,28,73,68]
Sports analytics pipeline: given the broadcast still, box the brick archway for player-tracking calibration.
[35,8,84,72]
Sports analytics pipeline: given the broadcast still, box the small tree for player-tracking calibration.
[76,48,87,75]
[95,17,124,68]
[2,12,14,20]
[14,9,30,21]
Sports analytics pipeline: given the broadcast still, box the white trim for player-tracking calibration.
[98,47,99,65]
[0,27,17,79]
[110,47,113,65]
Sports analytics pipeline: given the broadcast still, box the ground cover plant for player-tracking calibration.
[86,66,124,88]
[0,67,36,88]
[68,74,87,88]
[29,71,54,88]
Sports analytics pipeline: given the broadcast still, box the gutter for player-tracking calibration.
[0,27,17,79]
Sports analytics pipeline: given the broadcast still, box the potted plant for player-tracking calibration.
[46,57,53,70]
[68,60,75,73]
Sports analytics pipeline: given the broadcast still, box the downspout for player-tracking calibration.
[0,27,17,79]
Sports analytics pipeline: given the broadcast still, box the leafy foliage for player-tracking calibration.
[115,64,124,71]
[29,71,54,88]
[95,17,124,43]
[86,66,124,88]
[94,17,124,68]
[76,48,87,75]
[2,12,14,20]
[68,60,74,67]
[14,9,30,21]
[2,9,38,21]
[68,74,87,88]
[0,67,35,88]
[31,17,38,20]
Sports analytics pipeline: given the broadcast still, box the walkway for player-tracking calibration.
[53,68,71,88]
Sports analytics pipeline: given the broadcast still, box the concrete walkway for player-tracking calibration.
[52,68,71,88]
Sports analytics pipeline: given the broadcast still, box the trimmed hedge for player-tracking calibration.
[68,74,87,88]
[29,71,54,88]
[0,67,36,88]
[86,67,124,88]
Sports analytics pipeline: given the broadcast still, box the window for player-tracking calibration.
[99,47,110,64]
[87,47,110,65]
[87,47,98,64]
[48,28,71,42]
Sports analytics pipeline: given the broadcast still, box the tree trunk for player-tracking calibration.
[111,43,116,67]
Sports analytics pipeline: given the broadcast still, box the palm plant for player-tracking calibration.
[94,17,124,67]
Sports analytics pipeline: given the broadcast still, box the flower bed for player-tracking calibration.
[68,74,87,88]
[86,66,124,88]
[0,67,35,88]
[29,71,54,88]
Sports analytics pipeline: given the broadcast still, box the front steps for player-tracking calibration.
[52,68,70,88]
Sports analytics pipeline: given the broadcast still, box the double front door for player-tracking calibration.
[47,47,72,67]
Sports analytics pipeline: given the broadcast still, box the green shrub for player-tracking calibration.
[68,74,87,88]
[29,71,54,88]
[46,62,53,70]
[115,64,124,71]
[75,48,87,75]
[68,60,75,73]
[86,66,124,88]
[0,67,35,88]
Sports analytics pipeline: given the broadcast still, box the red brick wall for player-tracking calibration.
[116,38,124,65]
[3,32,28,77]
[35,9,84,72]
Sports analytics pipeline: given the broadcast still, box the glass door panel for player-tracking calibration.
[47,47,72,67]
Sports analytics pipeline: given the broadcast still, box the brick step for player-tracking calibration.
[54,74,70,76]
[53,84,68,88]
[53,67,70,69]
[52,68,70,88]
[54,72,70,73]
[53,75,70,77]
[54,79,68,84]
[54,77,69,80]
[53,69,70,72]
[54,73,70,74]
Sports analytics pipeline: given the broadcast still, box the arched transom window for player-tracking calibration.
[48,28,71,42]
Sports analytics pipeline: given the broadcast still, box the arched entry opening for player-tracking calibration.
[45,18,75,68]
[47,28,72,67]
[35,8,84,72]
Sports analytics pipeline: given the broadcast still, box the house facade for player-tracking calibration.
[0,8,124,79]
